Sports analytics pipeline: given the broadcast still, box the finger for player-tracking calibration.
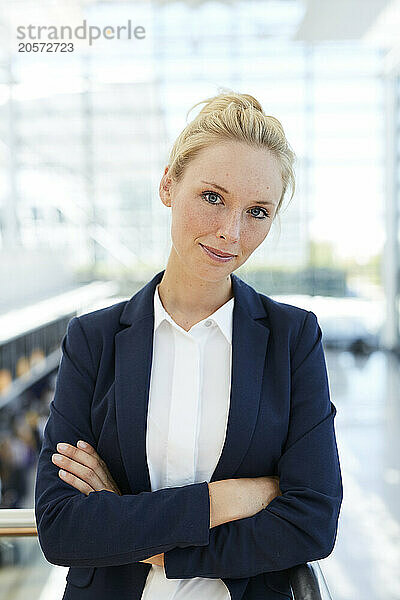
[52,453,105,490]
[58,468,95,496]
[77,441,110,473]
[55,442,121,494]
[65,442,111,484]
[55,443,109,487]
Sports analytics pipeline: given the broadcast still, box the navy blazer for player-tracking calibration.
[34,269,343,600]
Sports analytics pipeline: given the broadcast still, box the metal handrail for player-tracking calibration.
[0,508,37,537]
[0,509,332,599]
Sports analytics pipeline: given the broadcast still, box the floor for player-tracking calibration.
[320,349,400,600]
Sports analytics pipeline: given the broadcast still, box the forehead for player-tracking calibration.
[186,142,282,199]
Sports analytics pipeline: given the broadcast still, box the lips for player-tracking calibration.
[200,244,236,258]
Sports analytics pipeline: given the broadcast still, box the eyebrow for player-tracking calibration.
[200,180,277,206]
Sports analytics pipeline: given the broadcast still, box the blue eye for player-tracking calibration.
[249,207,270,219]
[201,191,220,205]
[200,191,270,220]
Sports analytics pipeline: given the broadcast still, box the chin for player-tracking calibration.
[195,265,235,283]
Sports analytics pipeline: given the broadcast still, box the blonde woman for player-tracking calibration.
[35,91,343,600]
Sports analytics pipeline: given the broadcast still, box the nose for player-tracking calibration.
[216,210,241,244]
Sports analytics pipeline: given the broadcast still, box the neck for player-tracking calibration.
[158,251,234,319]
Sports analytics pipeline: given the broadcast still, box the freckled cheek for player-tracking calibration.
[240,225,266,254]
[181,207,213,239]
[171,207,204,246]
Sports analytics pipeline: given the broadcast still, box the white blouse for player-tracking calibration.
[140,283,234,600]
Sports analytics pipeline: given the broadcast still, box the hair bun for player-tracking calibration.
[188,89,264,120]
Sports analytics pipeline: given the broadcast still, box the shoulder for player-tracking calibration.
[250,287,319,356]
[253,284,313,333]
[63,299,130,378]
[260,292,310,326]
[234,273,310,329]
[64,299,128,358]
[73,298,129,338]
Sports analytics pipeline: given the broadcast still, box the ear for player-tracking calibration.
[159,166,173,207]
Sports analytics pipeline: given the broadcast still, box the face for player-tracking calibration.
[159,140,283,283]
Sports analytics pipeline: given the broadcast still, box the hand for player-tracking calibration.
[264,475,283,501]
[139,553,164,567]
[229,475,282,522]
[51,440,122,496]
[250,475,283,508]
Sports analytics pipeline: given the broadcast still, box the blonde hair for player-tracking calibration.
[166,88,296,218]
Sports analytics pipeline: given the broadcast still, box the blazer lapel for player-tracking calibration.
[210,298,269,482]
[115,270,270,495]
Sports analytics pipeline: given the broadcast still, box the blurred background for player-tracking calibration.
[0,0,399,599]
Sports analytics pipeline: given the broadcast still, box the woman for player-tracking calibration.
[34,91,343,600]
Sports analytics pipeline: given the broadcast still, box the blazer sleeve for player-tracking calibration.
[34,316,211,568]
[163,310,343,580]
